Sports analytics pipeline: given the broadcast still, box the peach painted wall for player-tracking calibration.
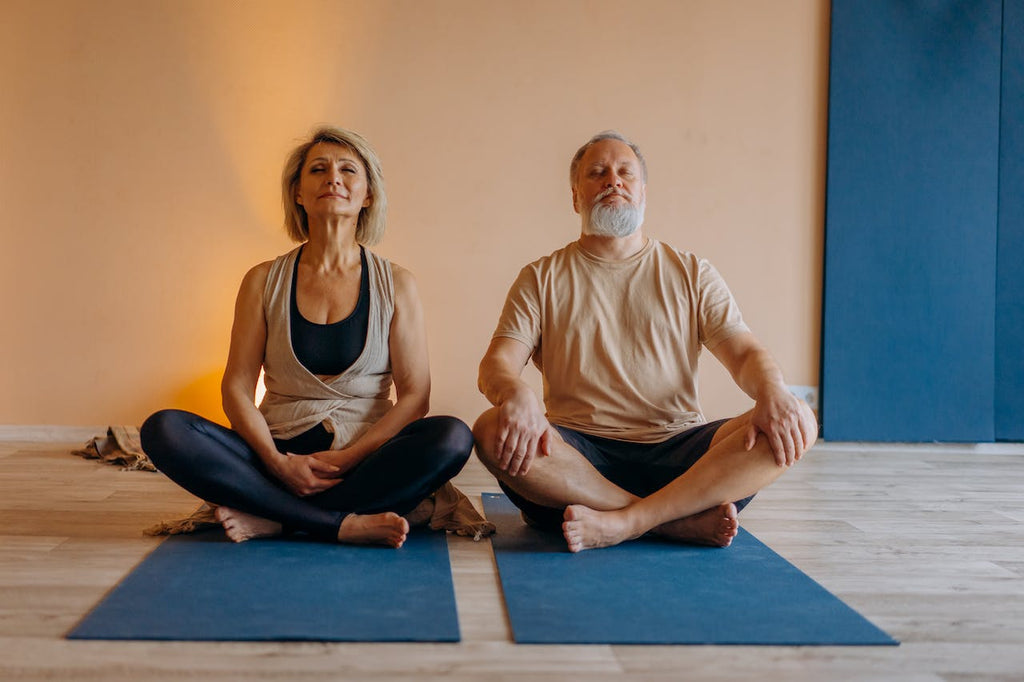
[0,0,830,427]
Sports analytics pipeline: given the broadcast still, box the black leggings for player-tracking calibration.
[140,409,472,540]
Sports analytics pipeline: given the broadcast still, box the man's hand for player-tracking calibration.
[745,384,817,467]
[494,387,554,477]
[267,453,342,497]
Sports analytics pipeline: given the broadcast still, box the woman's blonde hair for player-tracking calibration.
[281,126,387,245]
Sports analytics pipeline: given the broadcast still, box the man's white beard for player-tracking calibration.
[583,200,645,238]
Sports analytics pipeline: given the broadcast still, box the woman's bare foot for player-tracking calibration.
[562,505,642,553]
[404,497,435,527]
[215,506,283,543]
[654,502,739,547]
[337,512,409,548]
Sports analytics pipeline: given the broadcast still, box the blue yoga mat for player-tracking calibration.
[68,527,460,642]
[483,493,897,645]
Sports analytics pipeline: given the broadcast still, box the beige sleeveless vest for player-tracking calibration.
[258,246,394,449]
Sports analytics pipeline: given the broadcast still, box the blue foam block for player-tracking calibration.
[483,493,897,645]
[68,527,460,641]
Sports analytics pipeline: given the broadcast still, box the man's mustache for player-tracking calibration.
[594,187,633,202]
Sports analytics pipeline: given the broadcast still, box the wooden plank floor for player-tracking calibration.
[1,431,1023,681]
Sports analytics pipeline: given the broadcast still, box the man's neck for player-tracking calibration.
[577,231,648,261]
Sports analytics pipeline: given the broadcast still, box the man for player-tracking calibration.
[473,131,817,552]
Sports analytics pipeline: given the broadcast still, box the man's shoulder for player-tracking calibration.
[517,241,580,276]
[647,239,705,272]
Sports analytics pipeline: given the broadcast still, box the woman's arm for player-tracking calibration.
[221,263,341,494]
[314,264,430,472]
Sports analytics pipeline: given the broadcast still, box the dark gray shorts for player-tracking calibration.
[500,419,754,531]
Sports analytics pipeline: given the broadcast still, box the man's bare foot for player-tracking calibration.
[404,498,435,527]
[337,512,409,548]
[215,506,283,543]
[562,505,642,553]
[654,502,739,548]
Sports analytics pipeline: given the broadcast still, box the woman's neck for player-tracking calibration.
[303,218,361,271]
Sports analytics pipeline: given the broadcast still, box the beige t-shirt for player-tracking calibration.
[493,239,749,443]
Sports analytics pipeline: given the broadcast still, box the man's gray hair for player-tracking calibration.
[569,130,648,187]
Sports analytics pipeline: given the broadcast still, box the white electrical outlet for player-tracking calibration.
[786,385,819,410]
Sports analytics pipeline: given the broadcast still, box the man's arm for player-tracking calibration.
[709,331,817,466]
[477,337,554,476]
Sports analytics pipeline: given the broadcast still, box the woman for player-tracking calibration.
[141,126,472,548]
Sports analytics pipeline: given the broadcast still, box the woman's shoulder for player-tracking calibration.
[360,249,411,289]
[240,259,274,288]
[243,247,303,290]
[387,261,419,298]
[234,259,283,307]
[387,260,413,283]
[367,259,419,314]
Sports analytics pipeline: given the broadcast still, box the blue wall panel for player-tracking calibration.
[823,0,1002,441]
[996,0,1024,440]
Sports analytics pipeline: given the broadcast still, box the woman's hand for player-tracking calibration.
[267,453,342,497]
[310,448,363,477]
[312,264,432,470]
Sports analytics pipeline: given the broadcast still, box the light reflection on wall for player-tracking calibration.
[255,368,268,407]
[167,2,387,423]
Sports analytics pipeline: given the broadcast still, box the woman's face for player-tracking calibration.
[295,142,371,222]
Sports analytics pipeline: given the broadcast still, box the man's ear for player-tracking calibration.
[571,186,581,215]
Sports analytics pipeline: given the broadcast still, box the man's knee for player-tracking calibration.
[471,407,500,455]
[800,400,820,449]
[473,407,514,477]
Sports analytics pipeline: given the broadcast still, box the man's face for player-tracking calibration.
[572,139,646,215]
[572,139,646,237]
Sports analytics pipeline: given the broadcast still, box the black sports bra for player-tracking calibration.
[289,246,369,375]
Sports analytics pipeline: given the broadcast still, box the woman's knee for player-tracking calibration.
[425,416,473,469]
[140,409,201,468]
[141,409,185,448]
